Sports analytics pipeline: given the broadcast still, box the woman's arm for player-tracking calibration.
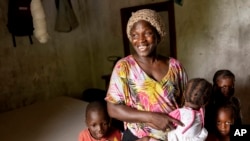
[107,102,183,130]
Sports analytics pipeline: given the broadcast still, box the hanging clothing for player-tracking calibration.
[55,0,79,32]
[7,0,34,47]
[30,0,49,43]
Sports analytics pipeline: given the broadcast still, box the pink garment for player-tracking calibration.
[168,107,208,141]
[105,55,188,140]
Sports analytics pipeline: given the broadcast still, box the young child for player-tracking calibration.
[205,70,241,132]
[78,101,122,141]
[139,78,212,141]
[206,101,237,141]
[212,70,239,104]
[167,78,212,141]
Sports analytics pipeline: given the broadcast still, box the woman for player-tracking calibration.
[105,9,188,141]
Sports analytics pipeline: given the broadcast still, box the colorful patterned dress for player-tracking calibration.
[105,55,188,140]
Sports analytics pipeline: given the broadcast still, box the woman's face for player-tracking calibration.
[86,110,109,140]
[216,77,234,98]
[130,20,159,57]
[216,108,234,137]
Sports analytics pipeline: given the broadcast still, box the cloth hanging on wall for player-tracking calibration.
[7,0,34,47]
[30,0,49,43]
[55,0,79,32]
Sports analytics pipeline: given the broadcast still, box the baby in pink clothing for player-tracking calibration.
[167,78,212,141]
[138,78,212,141]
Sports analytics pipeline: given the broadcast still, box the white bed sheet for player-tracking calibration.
[0,96,88,141]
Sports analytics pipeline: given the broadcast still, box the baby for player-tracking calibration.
[167,78,212,141]
[78,101,122,141]
[139,78,212,141]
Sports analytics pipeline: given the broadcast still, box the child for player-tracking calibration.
[78,101,122,141]
[167,78,212,141]
[205,70,241,132]
[212,70,239,104]
[139,78,212,141]
[206,101,237,141]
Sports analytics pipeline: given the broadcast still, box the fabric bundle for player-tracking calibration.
[54,0,79,32]
[30,0,49,43]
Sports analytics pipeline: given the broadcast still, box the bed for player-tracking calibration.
[0,96,88,141]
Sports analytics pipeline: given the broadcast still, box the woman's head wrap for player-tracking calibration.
[126,9,167,42]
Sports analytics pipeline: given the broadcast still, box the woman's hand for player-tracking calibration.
[146,112,184,131]
[107,102,183,131]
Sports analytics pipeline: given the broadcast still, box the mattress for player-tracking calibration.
[0,96,88,141]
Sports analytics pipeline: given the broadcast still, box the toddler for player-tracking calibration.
[167,78,212,141]
[78,101,122,141]
[140,78,212,141]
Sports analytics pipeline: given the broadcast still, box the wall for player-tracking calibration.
[0,0,249,123]
[0,0,165,111]
[0,0,94,111]
[84,0,250,123]
[175,0,250,124]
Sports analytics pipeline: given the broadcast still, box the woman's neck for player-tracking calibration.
[133,54,161,64]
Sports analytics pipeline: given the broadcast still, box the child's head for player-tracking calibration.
[85,101,110,140]
[184,78,212,109]
[215,101,236,137]
[213,69,235,98]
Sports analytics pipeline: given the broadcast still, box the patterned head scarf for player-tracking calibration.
[126,9,167,42]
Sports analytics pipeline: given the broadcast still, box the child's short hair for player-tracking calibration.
[215,100,237,123]
[184,78,212,107]
[85,101,109,120]
[212,69,235,84]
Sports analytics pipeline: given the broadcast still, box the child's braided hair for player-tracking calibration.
[184,78,212,107]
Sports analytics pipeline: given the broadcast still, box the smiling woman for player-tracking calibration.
[120,1,177,58]
[105,7,188,141]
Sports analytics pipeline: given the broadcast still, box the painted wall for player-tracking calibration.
[0,0,249,123]
[0,0,165,111]
[175,0,250,124]
[0,0,95,111]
